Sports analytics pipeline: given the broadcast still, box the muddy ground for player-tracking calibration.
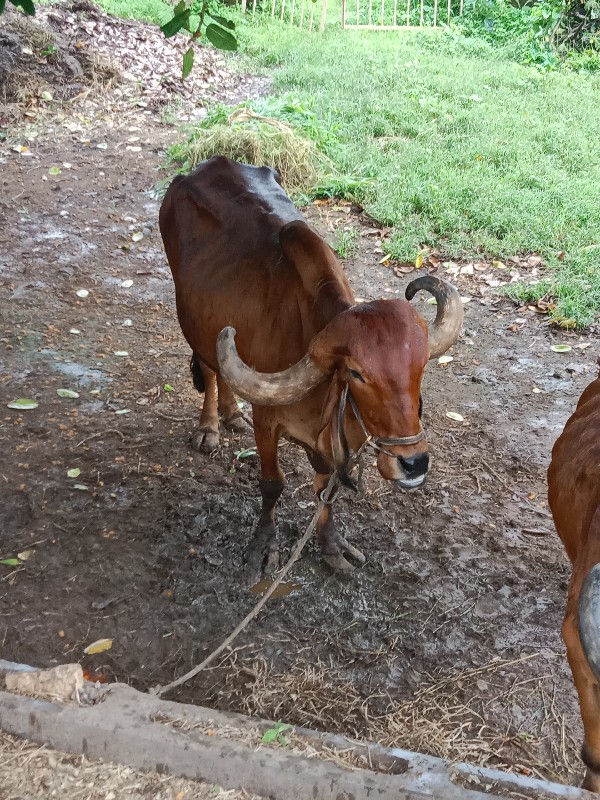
[1,10,598,791]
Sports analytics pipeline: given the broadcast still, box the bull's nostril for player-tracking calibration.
[398,452,429,476]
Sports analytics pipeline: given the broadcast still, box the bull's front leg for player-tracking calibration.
[311,467,366,573]
[248,409,284,575]
[216,376,252,434]
[191,358,220,452]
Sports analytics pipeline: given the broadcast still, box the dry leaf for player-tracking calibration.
[446,411,464,422]
[84,638,113,655]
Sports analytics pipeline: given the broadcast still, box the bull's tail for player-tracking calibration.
[579,563,600,681]
[190,352,205,394]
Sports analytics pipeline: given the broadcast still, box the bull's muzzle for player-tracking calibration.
[395,450,429,489]
[376,447,430,488]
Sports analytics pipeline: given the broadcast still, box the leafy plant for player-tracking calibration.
[261,722,292,746]
[0,0,35,15]
[160,0,237,78]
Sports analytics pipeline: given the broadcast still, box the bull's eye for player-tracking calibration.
[349,369,365,383]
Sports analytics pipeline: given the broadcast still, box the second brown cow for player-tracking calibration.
[160,157,463,572]
[548,372,600,792]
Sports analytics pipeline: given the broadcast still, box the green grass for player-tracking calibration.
[234,18,600,326]
[334,228,360,259]
[95,0,172,25]
[91,0,600,326]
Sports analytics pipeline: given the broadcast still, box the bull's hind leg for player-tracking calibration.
[190,354,220,452]
[248,409,284,575]
[306,450,366,572]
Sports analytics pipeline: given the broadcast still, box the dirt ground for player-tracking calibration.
[1,5,599,793]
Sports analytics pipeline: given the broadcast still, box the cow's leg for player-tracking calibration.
[563,547,600,792]
[563,607,600,791]
[247,410,284,574]
[191,360,220,452]
[216,376,252,434]
[306,450,366,572]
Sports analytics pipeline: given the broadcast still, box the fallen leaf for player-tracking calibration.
[67,468,81,478]
[48,166,61,176]
[492,260,507,270]
[41,91,53,101]
[415,254,423,270]
[17,550,34,561]
[379,253,391,265]
[73,484,89,491]
[1,558,22,566]
[234,448,257,459]
[551,344,572,353]
[438,355,453,365]
[7,399,38,410]
[164,384,174,392]
[446,411,464,422]
[57,389,79,399]
[131,232,144,242]
[84,638,113,655]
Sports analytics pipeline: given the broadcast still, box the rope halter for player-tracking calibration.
[319,385,426,503]
[342,385,425,457]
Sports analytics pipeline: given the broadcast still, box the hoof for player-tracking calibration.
[321,540,366,572]
[223,410,252,433]
[263,546,280,575]
[192,428,220,453]
[246,523,279,576]
[322,554,357,572]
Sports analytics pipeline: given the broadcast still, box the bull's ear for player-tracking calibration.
[279,220,341,294]
[315,372,349,471]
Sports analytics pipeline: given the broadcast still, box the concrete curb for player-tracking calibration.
[0,662,590,800]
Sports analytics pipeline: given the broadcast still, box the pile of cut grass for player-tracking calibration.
[169,107,329,195]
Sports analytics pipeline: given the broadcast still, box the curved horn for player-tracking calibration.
[579,564,600,682]
[405,275,464,359]
[216,327,326,406]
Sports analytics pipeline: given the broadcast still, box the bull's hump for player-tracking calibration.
[240,162,303,225]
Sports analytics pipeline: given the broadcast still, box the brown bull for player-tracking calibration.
[548,373,600,792]
[159,156,463,572]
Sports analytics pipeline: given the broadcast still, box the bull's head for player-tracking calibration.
[217,275,463,489]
